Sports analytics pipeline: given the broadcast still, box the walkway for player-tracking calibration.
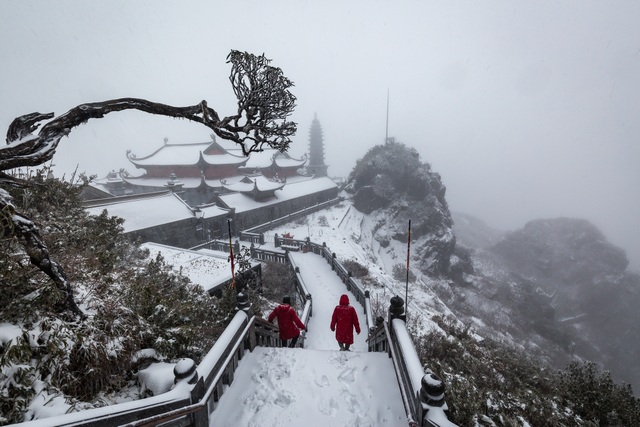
[208,251,407,427]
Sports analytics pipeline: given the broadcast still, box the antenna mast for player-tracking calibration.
[385,89,389,143]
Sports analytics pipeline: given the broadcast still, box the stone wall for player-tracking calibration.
[125,186,339,248]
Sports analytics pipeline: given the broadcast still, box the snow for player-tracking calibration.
[208,250,407,427]
[11,198,463,426]
[141,242,244,293]
[0,322,22,346]
[138,363,176,396]
[208,348,405,427]
[85,192,194,232]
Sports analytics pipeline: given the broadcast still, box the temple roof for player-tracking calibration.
[220,175,285,194]
[238,150,307,170]
[127,141,248,167]
[217,176,338,213]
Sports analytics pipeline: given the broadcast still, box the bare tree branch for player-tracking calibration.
[0,50,297,318]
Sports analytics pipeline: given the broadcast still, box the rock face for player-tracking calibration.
[345,141,455,276]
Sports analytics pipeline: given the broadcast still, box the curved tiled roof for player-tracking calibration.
[128,141,248,167]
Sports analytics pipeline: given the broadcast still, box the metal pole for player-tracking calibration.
[405,220,411,320]
[385,88,390,143]
[228,219,235,288]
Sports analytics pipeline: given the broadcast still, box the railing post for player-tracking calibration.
[236,291,252,315]
[174,358,198,385]
[420,371,446,407]
[389,295,406,322]
[306,292,312,318]
[331,252,336,270]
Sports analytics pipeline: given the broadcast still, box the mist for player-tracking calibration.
[1,0,639,270]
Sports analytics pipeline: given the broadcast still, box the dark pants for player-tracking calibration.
[282,336,298,348]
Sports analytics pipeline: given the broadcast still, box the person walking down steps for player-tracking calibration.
[330,294,361,351]
[268,296,306,348]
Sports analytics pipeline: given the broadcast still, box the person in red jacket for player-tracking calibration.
[330,294,361,351]
[268,296,306,348]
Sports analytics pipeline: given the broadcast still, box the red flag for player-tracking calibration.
[405,220,411,318]
[228,219,235,288]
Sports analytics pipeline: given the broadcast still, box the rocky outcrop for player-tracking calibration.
[345,140,455,276]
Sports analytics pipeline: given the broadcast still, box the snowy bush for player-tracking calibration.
[317,215,329,227]
[341,259,368,278]
[0,170,222,423]
[408,314,640,426]
[391,263,416,283]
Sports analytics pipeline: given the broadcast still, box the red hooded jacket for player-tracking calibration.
[268,304,305,340]
[330,294,361,345]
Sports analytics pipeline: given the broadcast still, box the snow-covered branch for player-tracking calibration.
[0,50,297,318]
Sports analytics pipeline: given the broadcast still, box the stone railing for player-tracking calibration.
[15,294,276,427]
[372,297,457,427]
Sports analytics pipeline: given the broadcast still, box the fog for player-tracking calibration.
[1,0,639,270]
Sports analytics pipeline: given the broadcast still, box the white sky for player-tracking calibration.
[1,0,639,269]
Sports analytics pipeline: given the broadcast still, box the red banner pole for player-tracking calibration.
[228,219,235,288]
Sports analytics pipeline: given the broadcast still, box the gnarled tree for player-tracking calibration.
[0,50,297,318]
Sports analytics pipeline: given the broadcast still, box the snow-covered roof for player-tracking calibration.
[221,175,285,194]
[140,242,244,293]
[122,175,212,190]
[196,203,230,219]
[127,141,247,167]
[274,152,306,168]
[236,149,306,170]
[85,192,194,232]
[218,176,338,213]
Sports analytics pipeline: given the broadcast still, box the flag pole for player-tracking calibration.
[227,218,235,288]
[405,220,411,320]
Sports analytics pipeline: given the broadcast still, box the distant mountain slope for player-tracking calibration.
[453,216,640,392]
[451,211,505,249]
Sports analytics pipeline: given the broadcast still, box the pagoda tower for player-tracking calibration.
[307,114,328,177]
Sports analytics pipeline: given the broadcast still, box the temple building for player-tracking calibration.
[84,117,339,247]
[93,135,309,206]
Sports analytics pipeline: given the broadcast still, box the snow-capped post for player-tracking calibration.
[274,233,280,247]
[173,358,198,385]
[236,291,251,314]
[405,219,411,321]
[304,292,313,324]
[420,370,446,407]
[389,295,406,322]
[332,252,337,270]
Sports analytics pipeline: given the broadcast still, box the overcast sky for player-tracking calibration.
[1,0,639,270]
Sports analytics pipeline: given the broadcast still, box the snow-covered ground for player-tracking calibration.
[209,250,407,427]
[264,199,454,334]
[2,198,457,425]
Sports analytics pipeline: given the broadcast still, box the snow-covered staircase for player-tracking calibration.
[208,347,406,426]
